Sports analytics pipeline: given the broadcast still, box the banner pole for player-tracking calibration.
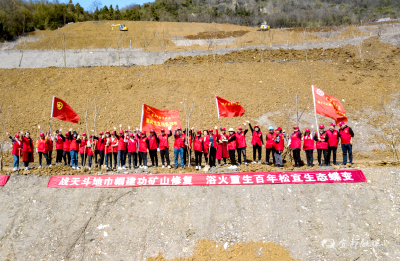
[215,96,221,129]
[312,85,320,137]
[140,104,144,132]
[50,96,55,133]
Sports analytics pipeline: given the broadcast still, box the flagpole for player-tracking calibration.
[312,85,320,137]
[50,96,55,133]
[215,96,221,129]
[140,104,144,131]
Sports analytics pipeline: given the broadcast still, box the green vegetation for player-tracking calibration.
[1,0,398,41]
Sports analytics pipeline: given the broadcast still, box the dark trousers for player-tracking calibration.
[23,152,32,167]
[292,148,301,166]
[118,150,126,167]
[139,152,142,166]
[305,149,314,166]
[253,144,262,161]
[229,149,236,165]
[98,150,105,169]
[149,149,158,166]
[56,149,63,163]
[317,149,328,166]
[218,158,227,165]
[38,152,49,166]
[128,152,138,168]
[341,144,353,164]
[88,155,93,168]
[194,150,202,166]
[63,150,71,165]
[48,151,53,165]
[265,148,275,164]
[160,148,170,166]
[94,150,99,163]
[236,147,247,164]
[209,147,216,167]
[113,152,117,169]
[106,152,112,168]
[139,152,147,166]
[183,148,188,166]
[327,146,337,165]
[80,153,87,166]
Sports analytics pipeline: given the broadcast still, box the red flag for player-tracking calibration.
[140,104,181,133]
[51,97,79,123]
[312,85,348,125]
[216,96,245,117]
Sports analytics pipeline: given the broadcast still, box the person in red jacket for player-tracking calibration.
[190,128,204,170]
[36,132,49,168]
[20,131,34,170]
[117,130,128,170]
[148,129,159,168]
[109,131,119,170]
[174,127,186,169]
[62,131,71,166]
[158,125,172,168]
[302,127,315,167]
[127,133,139,169]
[54,129,64,165]
[227,128,238,169]
[94,131,106,170]
[69,130,81,169]
[249,122,263,164]
[273,127,285,167]
[45,130,54,166]
[326,123,339,165]
[205,127,218,167]
[289,126,302,167]
[339,121,354,165]
[236,123,249,166]
[7,132,22,171]
[79,133,88,167]
[216,127,229,166]
[314,125,329,167]
[265,126,275,165]
[139,131,150,169]
[86,134,95,170]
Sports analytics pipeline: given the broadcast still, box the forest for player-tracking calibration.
[0,0,398,40]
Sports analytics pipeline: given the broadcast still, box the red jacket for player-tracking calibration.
[63,138,71,152]
[118,136,127,151]
[227,134,237,150]
[97,138,105,151]
[339,127,352,145]
[236,131,247,148]
[21,136,32,152]
[289,131,302,149]
[55,135,63,150]
[265,132,275,149]
[47,137,53,152]
[326,129,339,147]
[37,138,48,153]
[109,137,118,153]
[192,136,203,152]
[251,130,263,146]
[303,134,315,151]
[12,139,22,156]
[79,139,88,154]
[315,132,329,149]
[274,133,285,151]
[148,135,158,150]
[174,133,185,149]
[158,133,170,150]
[139,136,148,153]
[128,137,138,153]
[70,137,79,151]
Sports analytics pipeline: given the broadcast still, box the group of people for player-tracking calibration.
[6,120,354,171]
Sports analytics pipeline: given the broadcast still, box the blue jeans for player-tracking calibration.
[174,148,184,167]
[13,155,19,169]
[70,150,78,168]
[341,144,353,164]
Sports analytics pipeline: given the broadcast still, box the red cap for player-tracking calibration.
[40,133,45,137]
[82,132,86,136]
[221,127,226,131]
[197,130,201,134]
[106,131,110,134]
[339,122,345,126]
[111,131,116,135]
[254,125,260,128]
[15,134,19,138]
[305,128,310,132]
[141,131,146,135]
[238,126,243,130]
[208,129,213,132]
[293,126,299,129]
[275,127,282,131]
[177,128,182,131]
[99,131,104,135]
[119,130,123,134]
[129,133,134,137]
[65,132,69,136]
[330,123,336,127]
[47,130,51,134]
[319,125,325,129]
[90,134,93,138]
[161,129,165,132]
[125,129,129,132]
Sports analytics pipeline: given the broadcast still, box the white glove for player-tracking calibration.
[168,125,172,131]
[157,148,160,152]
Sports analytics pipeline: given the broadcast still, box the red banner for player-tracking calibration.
[216,96,245,117]
[0,175,10,186]
[51,96,80,123]
[47,169,366,188]
[312,85,348,125]
[141,104,181,133]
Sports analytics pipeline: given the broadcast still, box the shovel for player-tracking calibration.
[203,145,212,172]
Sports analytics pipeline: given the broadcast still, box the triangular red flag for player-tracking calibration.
[216,96,245,117]
[51,97,80,123]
